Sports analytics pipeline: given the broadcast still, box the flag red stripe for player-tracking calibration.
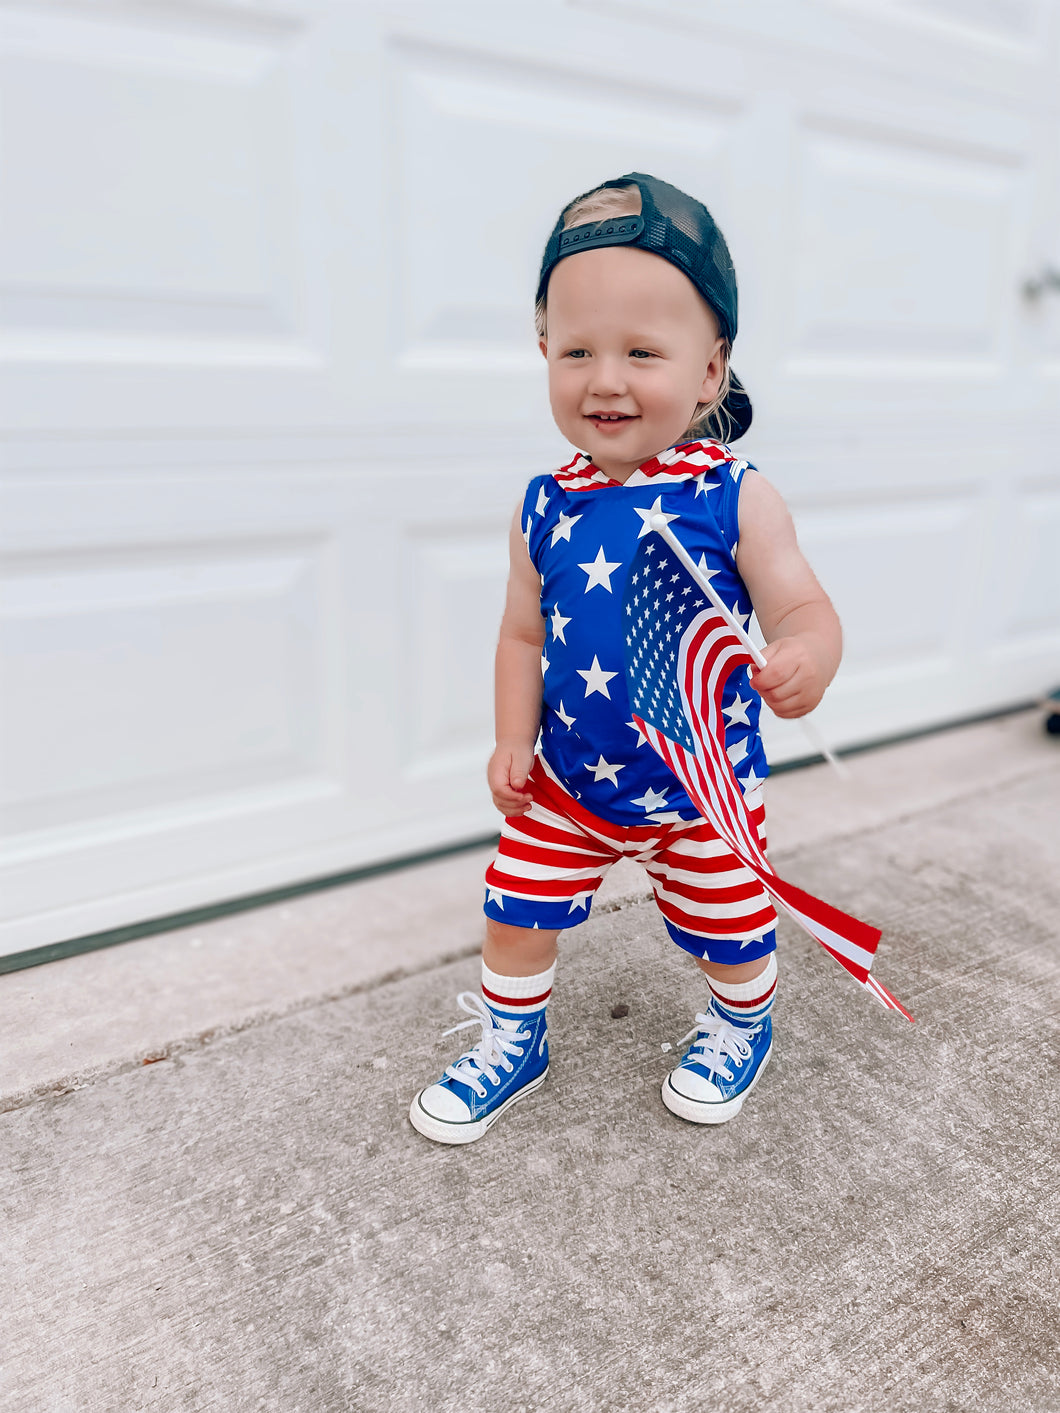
[497,836,615,870]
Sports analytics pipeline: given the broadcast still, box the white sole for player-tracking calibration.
[408,1066,549,1145]
[661,1046,771,1125]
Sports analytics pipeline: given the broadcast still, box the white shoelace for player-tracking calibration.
[677,1012,761,1084]
[441,992,542,1099]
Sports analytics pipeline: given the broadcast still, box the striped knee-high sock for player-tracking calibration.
[707,953,777,1027]
[481,960,555,1031]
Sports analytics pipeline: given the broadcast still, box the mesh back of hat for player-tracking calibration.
[538,172,739,345]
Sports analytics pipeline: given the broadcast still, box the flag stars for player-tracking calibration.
[576,655,619,698]
[550,511,583,546]
[550,604,572,644]
[584,755,625,786]
[723,694,752,727]
[554,700,577,729]
[634,496,679,540]
[578,547,622,593]
[534,485,550,516]
[697,554,722,584]
[729,602,751,631]
[626,720,649,747]
[727,737,750,766]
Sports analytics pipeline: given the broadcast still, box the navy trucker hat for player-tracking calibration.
[537,172,752,440]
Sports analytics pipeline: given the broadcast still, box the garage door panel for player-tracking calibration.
[2,0,1057,955]
[0,531,339,836]
[391,37,739,377]
[399,524,510,779]
[788,127,1020,365]
[0,8,304,364]
[794,499,976,671]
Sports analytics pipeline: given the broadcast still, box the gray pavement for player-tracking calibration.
[3,711,1059,1412]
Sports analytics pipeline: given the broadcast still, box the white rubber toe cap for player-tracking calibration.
[667,1065,725,1104]
[415,1083,472,1123]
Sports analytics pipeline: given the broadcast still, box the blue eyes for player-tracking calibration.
[563,349,655,359]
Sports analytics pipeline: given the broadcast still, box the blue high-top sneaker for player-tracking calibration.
[662,1001,772,1125]
[409,992,549,1145]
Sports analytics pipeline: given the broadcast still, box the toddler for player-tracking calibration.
[409,173,841,1144]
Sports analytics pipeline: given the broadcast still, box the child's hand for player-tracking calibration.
[488,742,536,817]
[750,636,830,719]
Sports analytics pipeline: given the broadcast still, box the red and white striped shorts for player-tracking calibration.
[483,757,777,966]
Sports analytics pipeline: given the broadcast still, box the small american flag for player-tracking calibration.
[622,532,913,1021]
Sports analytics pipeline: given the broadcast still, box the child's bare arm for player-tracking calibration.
[735,474,842,719]
[488,507,547,816]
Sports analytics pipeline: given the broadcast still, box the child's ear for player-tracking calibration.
[538,339,548,359]
[698,337,725,400]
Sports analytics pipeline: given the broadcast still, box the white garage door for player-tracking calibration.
[2,1,1058,958]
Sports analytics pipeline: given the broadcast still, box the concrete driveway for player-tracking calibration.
[3,711,1058,1412]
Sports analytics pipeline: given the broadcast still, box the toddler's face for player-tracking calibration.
[539,245,724,482]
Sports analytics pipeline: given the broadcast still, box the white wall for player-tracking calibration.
[2,0,1059,955]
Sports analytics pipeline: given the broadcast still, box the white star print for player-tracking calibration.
[576,655,618,698]
[541,652,550,675]
[696,553,722,584]
[634,496,679,540]
[550,511,583,546]
[626,719,649,747]
[584,755,625,786]
[631,785,669,813]
[550,604,572,644]
[486,888,505,910]
[535,485,549,516]
[523,517,532,550]
[554,700,577,728]
[568,892,592,914]
[694,472,719,498]
[739,766,765,794]
[578,547,622,593]
[729,601,751,631]
[726,737,749,766]
[722,694,752,727]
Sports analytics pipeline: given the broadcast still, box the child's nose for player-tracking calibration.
[586,356,628,395]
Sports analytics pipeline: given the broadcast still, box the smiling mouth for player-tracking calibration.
[587,413,636,423]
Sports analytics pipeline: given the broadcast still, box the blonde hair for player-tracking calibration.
[535,183,736,444]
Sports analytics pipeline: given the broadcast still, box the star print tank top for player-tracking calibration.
[523,439,768,828]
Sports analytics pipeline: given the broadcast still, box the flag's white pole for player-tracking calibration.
[650,515,848,780]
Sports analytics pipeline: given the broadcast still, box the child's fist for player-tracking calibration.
[750,636,829,719]
[487,743,536,817]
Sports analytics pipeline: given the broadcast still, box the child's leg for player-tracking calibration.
[484,918,559,977]
[408,921,560,1146]
[409,758,623,1145]
[661,945,777,1125]
[638,810,779,1125]
[696,952,777,1022]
